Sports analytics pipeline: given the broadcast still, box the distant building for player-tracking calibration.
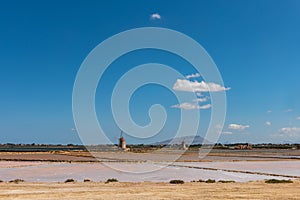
[234,143,252,150]
[118,131,128,151]
[119,136,126,150]
[181,140,188,150]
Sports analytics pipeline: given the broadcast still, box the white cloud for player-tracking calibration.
[193,97,209,103]
[173,79,230,93]
[228,123,250,131]
[267,110,272,114]
[150,13,161,20]
[285,109,293,112]
[265,121,271,126]
[279,127,300,134]
[297,117,300,120]
[185,73,201,79]
[171,102,211,110]
[272,127,300,140]
[71,128,77,132]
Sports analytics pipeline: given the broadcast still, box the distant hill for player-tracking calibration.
[155,135,211,145]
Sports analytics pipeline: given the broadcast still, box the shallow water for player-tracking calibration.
[0,161,298,182]
[175,161,300,177]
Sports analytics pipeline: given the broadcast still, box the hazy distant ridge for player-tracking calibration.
[155,135,210,145]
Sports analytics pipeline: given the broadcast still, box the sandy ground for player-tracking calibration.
[0,181,300,200]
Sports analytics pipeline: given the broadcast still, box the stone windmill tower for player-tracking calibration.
[118,131,126,150]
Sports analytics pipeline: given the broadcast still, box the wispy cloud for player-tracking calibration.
[171,102,211,110]
[173,79,230,93]
[265,121,271,126]
[267,110,272,114]
[279,127,300,134]
[193,97,209,103]
[272,127,300,140]
[297,116,300,120]
[71,128,77,132]
[228,123,250,131]
[285,109,293,112]
[150,13,161,20]
[222,131,233,135]
[185,73,201,79]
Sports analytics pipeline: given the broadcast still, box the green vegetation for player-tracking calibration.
[191,179,205,183]
[265,179,293,184]
[205,179,216,183]
[64,179,76,183]
[169,180,184,184]
[192,179,234,183]
[0,143,299,153]
[105,178,118,183]
[9,179,24,183]
[218,180,235,183]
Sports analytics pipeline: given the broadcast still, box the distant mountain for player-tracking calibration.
[155,135,211,145]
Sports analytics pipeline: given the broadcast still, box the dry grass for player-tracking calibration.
[0,181,300,200]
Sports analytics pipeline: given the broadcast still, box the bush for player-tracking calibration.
[205,179,216,183]
[218,180,235,183]
[84,179,91,182]
[0,180,3,183]
[105,178,118,183]
[9,179,24,183]
[265,179,293,184]
[169,180,184,184]
[64,179,75,183]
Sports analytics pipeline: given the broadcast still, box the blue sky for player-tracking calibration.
[1,0,300,144]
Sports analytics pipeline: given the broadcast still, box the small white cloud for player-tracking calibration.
[228,123,250,131]
[71,128,77,132]
[193,97,209,103]
[185,73,201,79]
[196,92,203,97]
[285,109,293,112]
[267,110,272,114]
[297,116,300,120]
[173,79,230,93]
[265,121,271,126]
[171,102,211,110]
[150,13,161,20]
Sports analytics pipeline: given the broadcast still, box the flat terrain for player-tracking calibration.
[0,149,299,199]
[1,149,300,162]
[0,181,300,200]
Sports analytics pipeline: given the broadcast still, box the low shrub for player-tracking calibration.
[265,179,293,184]
[105,178,118,183]
[218,180,235,183]
[9,179,24,183]
[84,179,91,182]
[64,179,76,183]
[0,180,3,183]
[205,179,216,183]
[169,180,184,184]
